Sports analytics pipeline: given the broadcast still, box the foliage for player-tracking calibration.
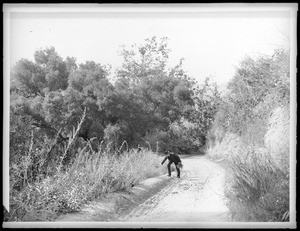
[7,147,165,221]
[225,150,289,222]
[207,48,290,222]
[8,37,221,221]
[212,49,290,137]
[10,38,218,157]
[114,36,219,151]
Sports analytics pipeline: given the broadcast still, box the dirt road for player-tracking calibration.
[119,155,230,222]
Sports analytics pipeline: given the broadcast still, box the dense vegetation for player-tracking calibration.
[207,49,290,222]
[7,35,290,222]
[7,37,219,221]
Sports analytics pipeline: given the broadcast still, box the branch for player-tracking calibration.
[58,107,87,171]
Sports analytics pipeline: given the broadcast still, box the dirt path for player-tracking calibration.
[118,155,230,222]
[56,155,230,223]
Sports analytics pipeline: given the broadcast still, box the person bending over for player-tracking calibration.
[161,151,182,178]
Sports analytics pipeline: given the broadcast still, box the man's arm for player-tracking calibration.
[161,156,168,165]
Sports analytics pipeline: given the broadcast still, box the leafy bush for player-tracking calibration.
[144,120,207,154]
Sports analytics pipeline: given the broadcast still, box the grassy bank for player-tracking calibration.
[208,145,289,222]
[207,132,289,222]
[225,151,289,222]
[5,148,166,221]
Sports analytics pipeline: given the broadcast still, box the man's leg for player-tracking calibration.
[176,165,180,178]
[167,162,172,176]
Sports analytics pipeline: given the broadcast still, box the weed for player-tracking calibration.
[7,146,165,221]
[225,149,289,222]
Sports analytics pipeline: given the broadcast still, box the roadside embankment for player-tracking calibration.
[55,174,174,221]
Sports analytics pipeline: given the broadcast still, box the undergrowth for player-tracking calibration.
[224,149,289,222]
[6,147,165,221]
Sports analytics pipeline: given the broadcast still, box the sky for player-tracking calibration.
[7,4,292,86]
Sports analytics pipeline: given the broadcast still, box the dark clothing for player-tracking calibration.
[161,154,181,178]
[161,153,181,165]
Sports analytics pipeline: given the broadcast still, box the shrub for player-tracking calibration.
[225,149,289,222]
[144,123,202,154]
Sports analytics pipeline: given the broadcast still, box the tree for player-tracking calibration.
[62,61,113,143]
[114,37,201,151]
[211,48,290,138]
[34,47,69,91]
[9,47,116,182]
[117,36,170,87]
[11,59,46,97]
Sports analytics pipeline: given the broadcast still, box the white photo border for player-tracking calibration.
[3,3,297,229]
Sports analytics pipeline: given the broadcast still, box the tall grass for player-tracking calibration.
[7,146,165,221]
[224,149,289,222]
